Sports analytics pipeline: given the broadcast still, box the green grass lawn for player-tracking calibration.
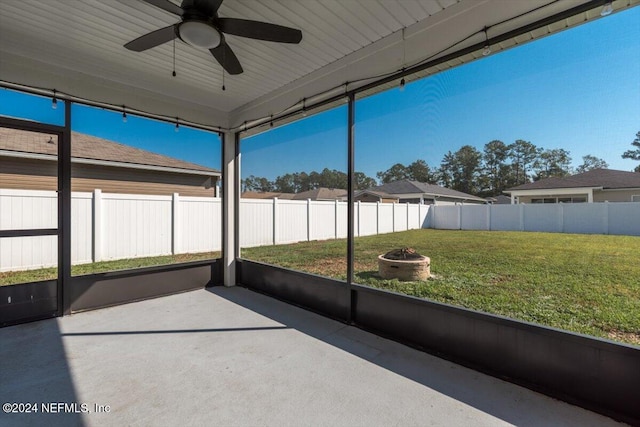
[0,252,220,286]
[241,229,640,346]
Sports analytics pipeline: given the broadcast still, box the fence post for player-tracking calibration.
[457,204,462,230]
[519,203,525,231]
[431,204,435,229]
[604,201,609,235]
[487,204,491,230]
[92,189,102,262]
[392,203,396,232]
[376,201,380,235]
[559,203,564,232]
[172,193,180,254]
[335,199,339,239]
[273,197,278,245]
[406,202,410,231]
[357,200,361,237]
[307,198,312,242]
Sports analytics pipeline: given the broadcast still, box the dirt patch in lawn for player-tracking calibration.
[607,330,640,346]
[299,257,370,279]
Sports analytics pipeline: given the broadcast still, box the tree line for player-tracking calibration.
[243,131,639,197]
[378,140,607,197]
[242,168,377,193]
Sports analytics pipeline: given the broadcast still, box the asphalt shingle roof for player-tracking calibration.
[241,191,296,199]
[371,180,485,202]
[0,127,219,174]
[507,169,640,191]
[293,188,347,200]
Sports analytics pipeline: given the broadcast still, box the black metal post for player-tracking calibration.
[346,93,355,323]
[234,133,241,261]
[219,131,226,287]
[59,101,72,315]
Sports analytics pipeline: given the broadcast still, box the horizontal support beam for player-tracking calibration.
[0,228,57,238]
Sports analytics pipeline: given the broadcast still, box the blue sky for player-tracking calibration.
[1,6,638,180]
[243,6,640,181]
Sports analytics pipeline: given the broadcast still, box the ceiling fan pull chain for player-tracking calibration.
[222,48,226,91]
[172,38,177,77]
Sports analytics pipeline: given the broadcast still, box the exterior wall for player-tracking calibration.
[354,194,397,203]
[0,157,218,197]
[432,198,485,205]
[593,189,640,203]
[433,200,458,206]
[515,189,640,204]
[398,197,422,204]
[516,194,584,204]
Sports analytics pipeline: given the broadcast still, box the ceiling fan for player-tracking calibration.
[124,0,303,75]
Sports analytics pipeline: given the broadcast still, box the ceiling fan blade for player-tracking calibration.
[124,25,178,52]
[142,0,183,16]
[218,18,302,44]
[210,38,243,75]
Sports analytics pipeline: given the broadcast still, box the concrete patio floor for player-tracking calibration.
[0,286,626,427]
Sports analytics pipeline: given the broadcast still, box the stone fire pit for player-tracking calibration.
[378,248,430,281]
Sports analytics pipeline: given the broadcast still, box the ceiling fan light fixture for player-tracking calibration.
[179,21,221,49]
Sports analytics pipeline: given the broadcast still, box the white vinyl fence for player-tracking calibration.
[0,189,222,272]
[0,190,429,272]
[5,187,637,273]
[430,203,640,236]
[239,198,430,248]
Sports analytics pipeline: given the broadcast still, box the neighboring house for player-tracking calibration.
[486,195,512,205]
[242,188,347,201]
[354,189,399,203]
[366,180,486,205]
[292,188,347,201]
[504,169,640,204]
[0,128,221,197]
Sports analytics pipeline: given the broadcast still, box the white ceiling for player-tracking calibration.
[0,0,627,129]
